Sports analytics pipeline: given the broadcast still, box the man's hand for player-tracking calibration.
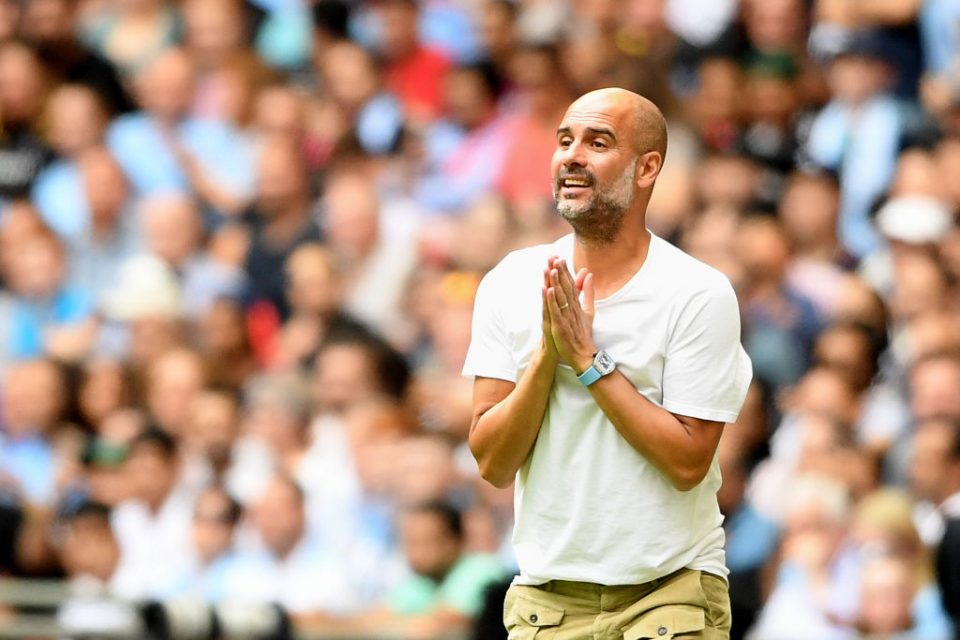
[544,257,596,374]
[540,258,559,361]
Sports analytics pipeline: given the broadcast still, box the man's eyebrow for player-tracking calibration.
[555,125,618,142]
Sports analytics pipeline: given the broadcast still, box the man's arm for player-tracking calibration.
[583,373,724,491]
[544,259,725,491]
[468,267,560,488]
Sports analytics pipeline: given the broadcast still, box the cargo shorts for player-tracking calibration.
[503,568,731,639]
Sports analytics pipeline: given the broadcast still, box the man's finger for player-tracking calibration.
[550,269,570,311]
[554,260,579,307]
[582,272,596,316]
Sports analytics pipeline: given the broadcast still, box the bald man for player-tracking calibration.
[464,89,752,638]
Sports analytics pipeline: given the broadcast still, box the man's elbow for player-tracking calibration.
[468,433,515,489]
[472,452,515,489]
[669,464,710,492]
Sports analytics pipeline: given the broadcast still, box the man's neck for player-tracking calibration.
[572,213,652,299]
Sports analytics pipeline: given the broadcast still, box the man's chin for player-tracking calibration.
[556,202,591,220]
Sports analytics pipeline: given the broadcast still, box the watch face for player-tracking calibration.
[594,350,616,375]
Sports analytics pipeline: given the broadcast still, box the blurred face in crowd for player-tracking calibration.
[252,478,305,558]
[909,357,960,423]
[79,148,128,229]
[147,349,207,437]
[479,0,517,59]
[828,55,888,105]
[890,252,948,323]
[135,48,195,121]
[788,367,860,428]
[323,172,380,261]
[858,555,915,635]
[4,230,66,299]
[61,511,120,581]
[680,205,740,276]
[735,216,792,288]
[834,276,888,333]
[345,400,409,494]
[695,154,757,209]
[814,325,876,392]
[690,58,742,130]
[909,419,960,504]
[285,244,340,318]
[745,73,797,126]
[253,85,306,141]
[314,343,380,414]
[188,390,239,469]
[400,509,462,582]
[44,85,107,157]
[142,194,203,267]
[124,441,178,509]
[0,41,47,126]
[191,486,238,564]
[375,0,419,60]
[78,359,130,429]
[891,148,943,199]
[452,198,512,271]
[243,386,308,455]
[198,297,249,358]
[742,0,805,51]
[1,360,65,439]
[444,67,496,130]
[781,481,849,571]
[21,0,74,44]
[849,490,921,559]
[321,41,379,111]
[256,138,309,217]
[391,435,458,504]
[183,0,245,68]
[779,173,839,253]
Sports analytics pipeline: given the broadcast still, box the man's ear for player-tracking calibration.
[635,151,663,189]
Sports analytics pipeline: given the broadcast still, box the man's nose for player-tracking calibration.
[559,140,587,168]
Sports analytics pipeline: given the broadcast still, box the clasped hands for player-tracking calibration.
[541,256,597,375]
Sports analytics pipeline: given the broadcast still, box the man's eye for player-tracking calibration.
[559,138,572,147]
[592,140,607,149]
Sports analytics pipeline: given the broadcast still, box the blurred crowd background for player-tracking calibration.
[1,0,960,638]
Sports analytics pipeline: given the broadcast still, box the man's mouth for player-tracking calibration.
[557,176,593,195]
[560,177,591,188]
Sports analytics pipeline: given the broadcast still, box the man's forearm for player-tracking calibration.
[586,371,724,491]
[468,346,557,488]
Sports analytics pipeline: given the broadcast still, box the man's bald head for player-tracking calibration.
[565,88,667,160]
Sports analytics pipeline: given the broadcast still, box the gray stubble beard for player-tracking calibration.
[553,158,638,245]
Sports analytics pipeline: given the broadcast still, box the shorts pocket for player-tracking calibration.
[506,595,565,639]
[622,604,705,640]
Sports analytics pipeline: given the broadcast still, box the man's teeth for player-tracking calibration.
[563,179,590,187]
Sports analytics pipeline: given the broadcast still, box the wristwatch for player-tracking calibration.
[577,350,616,386]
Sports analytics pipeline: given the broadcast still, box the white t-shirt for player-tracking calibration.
[462,232,752,585]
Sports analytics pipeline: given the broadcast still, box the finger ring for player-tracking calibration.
[559,303,570,310]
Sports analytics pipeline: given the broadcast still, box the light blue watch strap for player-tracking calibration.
[577,366,602,386]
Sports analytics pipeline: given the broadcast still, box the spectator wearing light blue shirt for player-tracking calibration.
[0,359,68,507]
[106,48,256,220]
[805,31,904,260]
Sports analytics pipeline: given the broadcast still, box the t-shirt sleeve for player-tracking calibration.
[461,266,517,382]
[660,278,752,423]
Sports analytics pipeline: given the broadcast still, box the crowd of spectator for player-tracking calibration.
[1,0,960,638]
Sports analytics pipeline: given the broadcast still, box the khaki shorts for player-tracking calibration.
[503,568,731,639]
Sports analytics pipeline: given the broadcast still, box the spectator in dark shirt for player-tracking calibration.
[20,0,134,114]
[0,41,53,200]
[244,136,321,322]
